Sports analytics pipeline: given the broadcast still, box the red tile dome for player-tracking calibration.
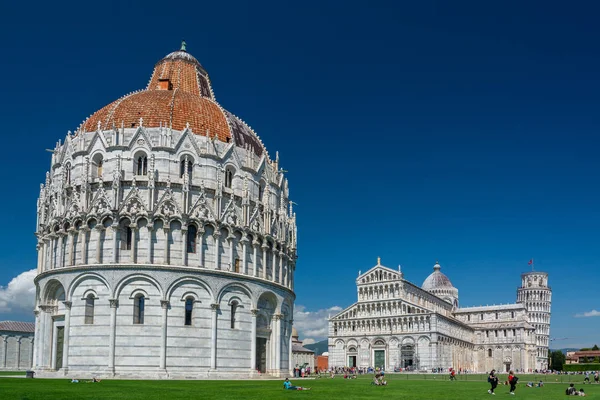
[80,43,265,157]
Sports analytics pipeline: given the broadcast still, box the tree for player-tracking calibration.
[593,344,599,351]
[550,350,565,371]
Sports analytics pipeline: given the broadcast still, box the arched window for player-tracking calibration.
[488,349,493,357]
[495,312,499,319]
[180,157,193,179]
[84,294,95,324]
[185,297,193,326]
[187,225,197,253]
[136,155,148,176]
[97,159,103,178]
[511,311,515,318]
[134,294,145,324]
[224,168,234,188]
[230,301,238,329]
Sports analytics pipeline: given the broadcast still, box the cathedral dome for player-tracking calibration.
[422,262,454,291]
[292,327,299,338]
[80,42,265,157]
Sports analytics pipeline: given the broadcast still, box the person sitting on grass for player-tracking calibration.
[536,380,543,387]
[372,376,380,386]
[579,388,586,396]
[283,378,311,390]
[566,383,577,395]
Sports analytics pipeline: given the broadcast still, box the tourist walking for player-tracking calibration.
[508,370,518,395]
[488,369,498,395]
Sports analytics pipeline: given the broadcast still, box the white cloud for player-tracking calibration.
[0,269,36,316]
[302,338,316,345]
[293,304,342,341]
[575,310,600,318]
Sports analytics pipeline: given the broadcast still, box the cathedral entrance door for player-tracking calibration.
[505,363,511,373]
[374,350,385,369]
[348,356,357,367]
[55,326,64,370]
[256,338,267,373]
[401,345,414,369]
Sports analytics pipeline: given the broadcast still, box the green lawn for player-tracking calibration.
[0,371,26,376]
[0,374,598,400]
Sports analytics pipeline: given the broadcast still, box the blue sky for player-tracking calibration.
[0,1,598,348]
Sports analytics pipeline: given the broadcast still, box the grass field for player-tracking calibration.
[0,374,598,400]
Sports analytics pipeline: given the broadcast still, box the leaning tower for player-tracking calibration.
[516,271,551,370]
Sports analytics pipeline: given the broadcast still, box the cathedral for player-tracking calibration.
[33,43,297,378]
[328,260,551,372]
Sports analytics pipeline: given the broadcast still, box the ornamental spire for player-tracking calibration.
[180,40,187,51]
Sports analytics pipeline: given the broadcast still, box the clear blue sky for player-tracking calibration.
[0,1,598,347]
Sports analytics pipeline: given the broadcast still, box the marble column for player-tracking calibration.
[32,310,40,368]
[262,244,268,280]
[95,226,104,264]
[278,252,283,284]
[272,251,278,283]
[108,299,118,374]
[250,309,258,371]
[160,300,169,370]
[80,228,89,265]
[130,225,138,263]
[214,232,221,270]
[62,301,72,372]
[181,228,188,266]
[241,237,249,275]
[252,242,259,277]
[198,228,205,267]
[36,243,42,274]
[288,319,293,376]
[210,304,219,370]
[274,314,282,375]
[228,235,235,272]
[67,229,76,266]
[146,225,153,264]
[57,232,65,268]
[29,338,34,370]
[163,228,170,265]
[2,335,7,368]
[111,225,118,263]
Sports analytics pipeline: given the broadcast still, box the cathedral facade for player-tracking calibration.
[328,260,551,372]
[33,44,297,378]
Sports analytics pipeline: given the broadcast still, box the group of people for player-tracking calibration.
[583,371,599,384]
[487,369,518,395]
[292,365,311,378]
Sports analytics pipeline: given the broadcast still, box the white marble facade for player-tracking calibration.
[33,47,297,378]
[328,260,550,372]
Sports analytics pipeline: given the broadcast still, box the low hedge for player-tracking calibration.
[563,364,600,372]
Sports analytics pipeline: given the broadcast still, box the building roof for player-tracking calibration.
[569,351,600,357]
[455,304,526,313]
[79,43,266,157]
[292,344,315,354]
[422,262,455,291]
[0,321,35,333]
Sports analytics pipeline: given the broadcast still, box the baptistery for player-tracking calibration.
[33,43,297,378]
